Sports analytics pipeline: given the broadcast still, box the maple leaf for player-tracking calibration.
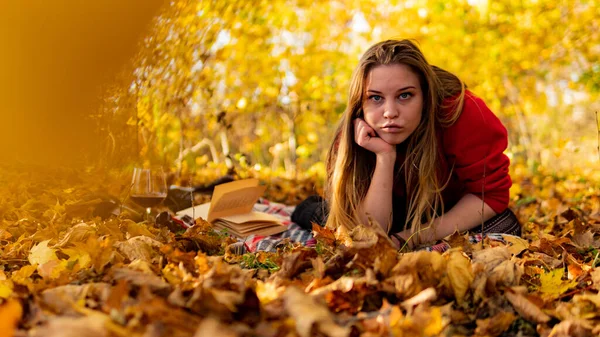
[445,231,473,253]
[312,223,335,246]
[28,240,58,266]
[539,268,578,299]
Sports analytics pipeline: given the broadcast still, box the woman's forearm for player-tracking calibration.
[402,193,497,245]
[359,153,396,232]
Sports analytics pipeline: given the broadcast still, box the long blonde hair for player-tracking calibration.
[324,39,466,239]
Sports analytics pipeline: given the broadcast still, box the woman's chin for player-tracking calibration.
[382,135,408,146]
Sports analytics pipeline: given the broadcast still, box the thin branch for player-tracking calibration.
[481,151,487,249]
[596,111,600,161]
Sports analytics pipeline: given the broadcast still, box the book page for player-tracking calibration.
[207,180,266,221]
[219,210,282,224]
[212,220,288,238]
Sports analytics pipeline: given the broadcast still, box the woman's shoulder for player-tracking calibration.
[439,89,506,142]
[439,90,495,126]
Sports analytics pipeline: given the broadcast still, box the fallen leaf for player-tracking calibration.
[445,231,473,253]
[0,278,13,299]
[113,235,163,263]
[474,312,516,337]
[28,316,108,337]
[40,283,111,315]
[446,251,473,305]
[400,287,437,311]
[392,305,449,336]
[111,267,171,292]
[571,231,595,248]
[28,240,58,266]
[53,223,95,248]
[503,235,529,255]
[347,225,379,249]
[472,246,510,269]
[193,317,240,337]
[312,223,335,246]
[38,259,69,279]
[284,286,349,337]
[255,280,285,305]
[539,269,578,299]
[488,259,522,289]
[505,289,551,324]
[548,319,594,337]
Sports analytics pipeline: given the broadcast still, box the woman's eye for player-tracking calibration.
[399,92,412,100]
[369,95,382,102]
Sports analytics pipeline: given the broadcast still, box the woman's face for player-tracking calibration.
[362,64,423,145]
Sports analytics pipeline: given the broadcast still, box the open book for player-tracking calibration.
[176,178,287,238]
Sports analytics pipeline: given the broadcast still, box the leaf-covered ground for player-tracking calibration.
[1,164,600,337]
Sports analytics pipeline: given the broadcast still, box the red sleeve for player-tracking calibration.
[442,91,511,213]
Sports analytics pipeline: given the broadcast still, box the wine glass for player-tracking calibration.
[130,167,168,222]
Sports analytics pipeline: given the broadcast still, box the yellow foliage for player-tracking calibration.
[539,269,578,299]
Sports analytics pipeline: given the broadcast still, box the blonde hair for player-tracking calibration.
[324,39,466,240]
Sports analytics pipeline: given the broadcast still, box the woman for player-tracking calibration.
[293,39,520,249]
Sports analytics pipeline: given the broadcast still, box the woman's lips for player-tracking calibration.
[382,125,404,133]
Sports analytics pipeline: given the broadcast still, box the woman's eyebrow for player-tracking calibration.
[366,86,416,93]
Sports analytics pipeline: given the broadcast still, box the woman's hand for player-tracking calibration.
[354,118,395,155]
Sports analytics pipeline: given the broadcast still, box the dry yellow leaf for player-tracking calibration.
[422,306,446,336]
[28,240,58,266]
[446,251,473,306]
[539,269,578,299]
[474,312,516,337]
[283,287,349,337]
[505,290,550,324]
[503,235,529,255]
[0,280,13,299]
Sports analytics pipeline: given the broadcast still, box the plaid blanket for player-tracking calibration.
[172,199,514,254]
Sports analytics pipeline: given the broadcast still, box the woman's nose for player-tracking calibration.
[383,102,399,119]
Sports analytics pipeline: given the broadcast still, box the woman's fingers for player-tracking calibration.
[354,118,395,154]
[354,118,374,146]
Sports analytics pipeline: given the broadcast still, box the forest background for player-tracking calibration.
[1,0,599,186]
